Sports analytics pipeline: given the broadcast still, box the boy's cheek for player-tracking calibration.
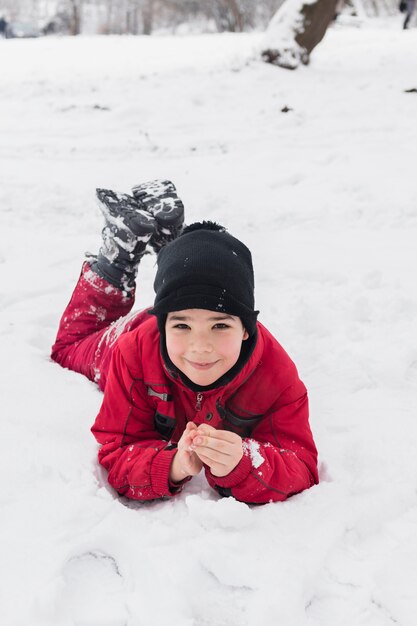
[165,333,182,358]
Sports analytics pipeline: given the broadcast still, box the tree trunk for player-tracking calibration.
[142,0,154,35]
[210,0,245,32]
[261,0,339,69]
[68,0,82,36]
[227,0,244,31]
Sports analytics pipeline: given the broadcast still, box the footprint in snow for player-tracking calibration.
[59,550,128,626]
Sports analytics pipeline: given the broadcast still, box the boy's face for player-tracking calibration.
[165,309,249,386]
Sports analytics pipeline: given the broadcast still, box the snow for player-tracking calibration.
[243,439,265,469]
[263,0,311,45]
[1,18,417,626]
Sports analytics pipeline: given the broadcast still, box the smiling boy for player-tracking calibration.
[52,180,318,504]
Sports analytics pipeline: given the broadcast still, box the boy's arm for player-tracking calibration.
[91,344,187,500]
[204,386,318,504]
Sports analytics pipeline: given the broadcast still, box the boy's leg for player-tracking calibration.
[51,181,184,390]
[51,263,153,390]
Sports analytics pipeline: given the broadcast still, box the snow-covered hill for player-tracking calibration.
[1,19,417,626]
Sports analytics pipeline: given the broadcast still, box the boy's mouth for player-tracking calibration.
[186,360,218,371]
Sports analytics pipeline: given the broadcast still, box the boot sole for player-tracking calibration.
[96,188,156,236]
[131,180,184,227]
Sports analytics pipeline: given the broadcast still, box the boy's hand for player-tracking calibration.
[169,422,204,483]
[190,424,243,478]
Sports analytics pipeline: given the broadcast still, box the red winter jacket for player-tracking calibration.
[91,317,318,504]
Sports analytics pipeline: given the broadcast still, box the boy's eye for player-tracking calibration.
[173,323,189,330]
[213,323,230,330]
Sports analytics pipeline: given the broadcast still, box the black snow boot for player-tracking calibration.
[90,188,156,293]
[131,179,184,253]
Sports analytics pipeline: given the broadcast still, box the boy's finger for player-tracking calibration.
[196,449,228,467]
[192,436,235,455]
[196,428,241,445]
[196,424,217,436]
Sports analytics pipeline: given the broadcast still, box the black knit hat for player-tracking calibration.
[150,221,259,336]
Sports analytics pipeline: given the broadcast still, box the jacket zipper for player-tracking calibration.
[195,392,203,411]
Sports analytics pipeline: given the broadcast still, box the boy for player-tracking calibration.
[51,180,318,504]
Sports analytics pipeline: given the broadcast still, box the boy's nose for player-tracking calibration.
[191,333,213,353]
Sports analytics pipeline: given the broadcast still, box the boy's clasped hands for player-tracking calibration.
[169,421,243,483]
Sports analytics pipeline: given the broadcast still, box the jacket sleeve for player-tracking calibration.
[91,343,184,500]
[205,383,318,504]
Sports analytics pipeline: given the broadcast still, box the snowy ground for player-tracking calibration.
[1,17,417,626]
